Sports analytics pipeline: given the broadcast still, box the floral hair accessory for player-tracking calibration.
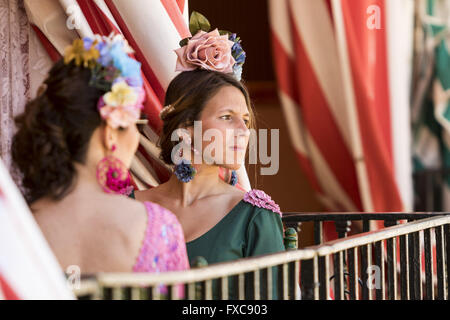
[97,81,145,129]
[64,38,100,68]
[175,12,246,81]
[63,33,145,129]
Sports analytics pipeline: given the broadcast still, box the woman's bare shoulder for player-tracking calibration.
[85,194,149,268]
[97,193,147,228]
[31,192,149,272]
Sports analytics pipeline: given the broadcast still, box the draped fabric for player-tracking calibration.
[269,0,414,235]
[0,158,74,300]
[0,273,21,300]
[0,0,30,175]
[0,0,56,183]
[412,0,450,211]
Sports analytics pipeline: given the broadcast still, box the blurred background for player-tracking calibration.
[1,0,450,248]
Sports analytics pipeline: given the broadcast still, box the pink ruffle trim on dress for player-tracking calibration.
[243,189,282,217]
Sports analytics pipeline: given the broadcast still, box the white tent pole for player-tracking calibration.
[386,0,414,211]
[330,0,374,211]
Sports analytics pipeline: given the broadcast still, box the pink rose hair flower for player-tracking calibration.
[175,29,236,73]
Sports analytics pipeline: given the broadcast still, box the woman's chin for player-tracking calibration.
[220,163,242,171]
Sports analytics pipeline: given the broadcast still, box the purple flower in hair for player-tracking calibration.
[83,37,94,50]
[229,33,246,65]
[96,41,113,66]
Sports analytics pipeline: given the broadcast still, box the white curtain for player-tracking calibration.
[0,0,52,180]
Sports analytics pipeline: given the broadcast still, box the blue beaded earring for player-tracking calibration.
[173,138,197,183]
[229,170,238,186]
[174,159,196,183]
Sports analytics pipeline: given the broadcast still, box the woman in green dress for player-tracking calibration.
[133,28,285,298]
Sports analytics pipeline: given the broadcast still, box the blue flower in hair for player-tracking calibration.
[96,41,113,67]
[110,42,143,86]
[83,37,95,50]
[234,50,246,64]
[229,33,246,66]
[233,64,243,81]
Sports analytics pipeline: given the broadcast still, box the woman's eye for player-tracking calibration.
[220,115,232,120]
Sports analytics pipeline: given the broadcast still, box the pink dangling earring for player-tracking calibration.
[96,144,134,195]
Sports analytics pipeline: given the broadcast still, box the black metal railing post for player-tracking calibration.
[300,258,315,300]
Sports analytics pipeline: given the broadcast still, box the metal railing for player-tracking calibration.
[282,212,450,244]
[300,216,450,300]
[73,215,450,300]
[75,249,314,300]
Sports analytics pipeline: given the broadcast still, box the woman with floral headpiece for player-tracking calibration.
[11,35,189,281]
[132,13,286,299]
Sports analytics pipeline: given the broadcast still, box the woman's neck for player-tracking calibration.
[30,163,103,212]
[164,164,228,207]
[73,163,104,192]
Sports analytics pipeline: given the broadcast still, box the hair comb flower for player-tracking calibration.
[63,34,145,129]
[175,12,246,81]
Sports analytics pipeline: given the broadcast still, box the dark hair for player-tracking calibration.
[159,69,256,165]
[11,60,107,204]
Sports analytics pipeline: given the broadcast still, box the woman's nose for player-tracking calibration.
[236,119,250,136]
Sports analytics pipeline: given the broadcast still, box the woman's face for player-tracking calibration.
[196,85,251,170]
[114,123,140,168]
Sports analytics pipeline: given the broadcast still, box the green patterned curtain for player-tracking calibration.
[412,0,450,210]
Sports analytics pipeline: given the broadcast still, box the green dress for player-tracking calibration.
[187,190,285,299]
[187,199,284,263]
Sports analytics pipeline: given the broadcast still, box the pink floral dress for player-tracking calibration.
[133,202,189,273]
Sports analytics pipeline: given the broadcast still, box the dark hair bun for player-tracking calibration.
[12,60,106,203]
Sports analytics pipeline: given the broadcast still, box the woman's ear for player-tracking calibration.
[102,124,119,151]
[182,123,195,141]
[186,126,194,138]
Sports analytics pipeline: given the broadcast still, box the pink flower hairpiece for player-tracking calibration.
[97,80,145,129]
[175,29,235,74]
[174,11,246,80]
[63,34,145,129]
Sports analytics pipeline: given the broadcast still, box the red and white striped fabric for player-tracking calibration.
[0,273,20,300]
[24,0,251,191]
[269,0,413,234]
[0,159,74,300]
